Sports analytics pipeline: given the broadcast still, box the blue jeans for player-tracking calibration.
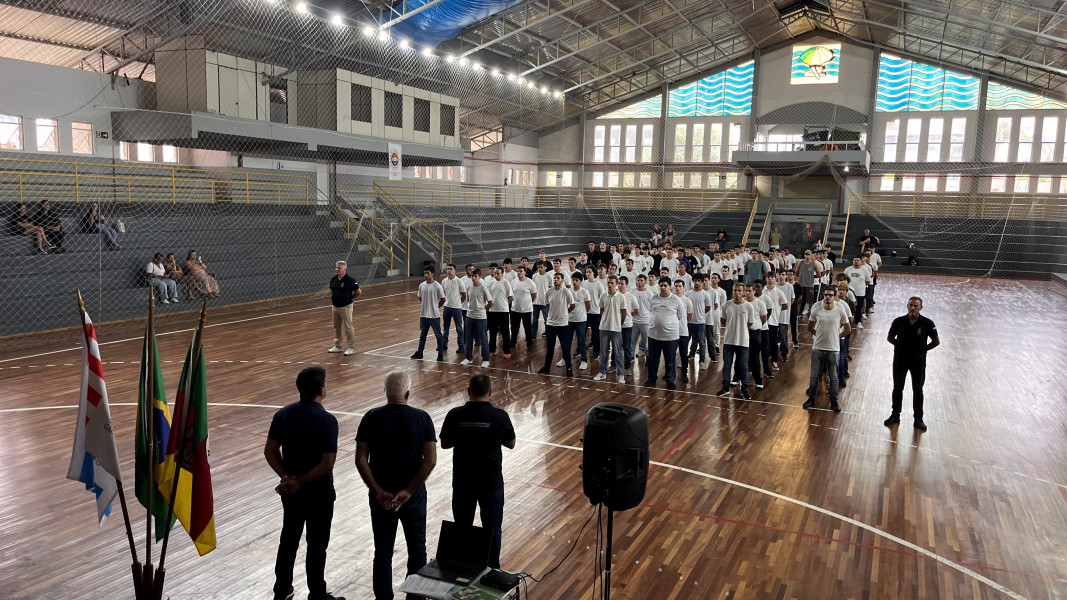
[645,338,678,384]
[722,344,749,391]
[587,313,602,358]
[621,326,634,369]
[599,329,624,375]
[465,317,489,362]
[531,305,549,337]
[838,335,850,380]
[95,222,119,247]
[452,487,504,569]
[570,320,588,361]
[687,323,706,362]
[632,322,649,355]
[149,277,176,301]
[808,349,840,404]
[442,307,464,349]
[417,317,443,354]
[369,489,427,600]
[543,324,572,369]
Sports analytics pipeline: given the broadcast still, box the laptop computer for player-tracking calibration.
[417,521,492,585]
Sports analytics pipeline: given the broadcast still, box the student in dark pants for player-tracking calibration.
[440,375,516,568]
[265,367,345,600]
[356,371,437,600]
[885,297,940,431]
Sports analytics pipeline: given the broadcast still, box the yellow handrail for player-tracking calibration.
[840,195,853,257]
[741,195,760,245]
[319,186,395,272]
[849,193,1067,221]
[365,183,453,264]
[0,155,308,182]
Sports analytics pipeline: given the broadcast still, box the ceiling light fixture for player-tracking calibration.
[528,81,536,89]
[295,2,308,13]
[398,39,410,49]
[507,73,515,81]
[422,47,433,57]
[553,90,561,98]
[446,54,455,63]
[459,57,470,67]
[492,69,500,77]
[377,29,389,41]
[362,25,374,37]
[331,13,343,26]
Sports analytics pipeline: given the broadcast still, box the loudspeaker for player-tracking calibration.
[581,403,649,511]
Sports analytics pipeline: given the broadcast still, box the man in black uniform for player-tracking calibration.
[885,296,940,431]
[328,261,361,356]
[264,367,345,600]
[356,371,437,600]
[440,375,516,568]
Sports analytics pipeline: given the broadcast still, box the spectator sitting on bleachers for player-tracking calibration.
[8,204,49,254]
[32,200,65,254]
[82,202,124,250]
[146,253,179,304]
[184,250,220,299]
[715,228,727,244]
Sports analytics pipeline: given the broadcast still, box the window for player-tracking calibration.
[351,84,372,123]
[384,92,403,128]
[949,118,966,162]
[641,125,653,162]
[521,170,528,185]
[593,125,605,163]
[161,145,178,163]
[876,54,980,112]
[946,174,961,192]
[608,172,620,188]
[1037,176,1052,193]
[440,105,456,136]
[414,166,422,178]
[707,172,720,189]
[72,122,93,155]
[1014,175,1030,193]
[904,119,921,162]
[672,172,685,188]
[460,166,466,182]
[437,166,444,180]
[639,173,652,188]
[137,143,154,162]
[269,80,288,123]
[560,171,572,186]
[880,174,895,191]
[901,174,916,191]
[506,168,513,184]
[1061,178,1067,194]
[689,173,702,188]
[0,115,23,150]
[413,98,431,133]
[926,118,942,161]
[708,124,722,161]
[623,172,635,188]
[1041,117,1058,162]
[625,125,637,162]
[1017,116,1035,162]
[674,124,687,162]
[728,123,741,161]
[991,175,1007,193]
[923,175,938,192]
[668,61,754,116]
[545,171,556,187]
[725,173,739,189]
[447,166,455,181]
[592,172,604,187]
[609,125,621,162]
[883,119,899,162]
[995,117,1012,162]
[691,124,705,162]
[35,118,58,152]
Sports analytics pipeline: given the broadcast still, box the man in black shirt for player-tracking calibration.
[32,200,65,253]
[356,371,437,600]
[885,297,940,431]
[264,367,345,600]
[328,261,361,356]
[440,375,516,568]
[858,229,880,253]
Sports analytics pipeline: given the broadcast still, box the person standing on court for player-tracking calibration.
[411,266,445,362]
[328,260,361,356]
[804,288,850,412]
[355,371,437,600]
[885,297,940,431]
[643,277,686,390]
[264,367,345,600]
[440,374,516,569]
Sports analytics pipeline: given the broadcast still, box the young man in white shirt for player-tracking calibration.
[461,269,492,367]
[643,277,687,390]
[537,272,576,378]
[595,275,627,383]
[146,253,178,304]
[863,250,880,315]
[783,247,797,271]
[620,258,639,290]
[562,273,591,370]
[618,276,639,376]
[459,262,475,321]
[704,273,727,366]
[675,261,693,292]
[631,274,653,358]
[582,267,606,361]
[685,274,711,370]
[804,288,851,412]
[531,260,552,338]
[774,271,795,362]
[672,280,694,383]
[818,250,834,297]
[843,256,872,329]
[509,266,537,351]
[442,263,466,354]
[718,284,757,400]
[486,268,514,358]
[501,258,519,285]
[762,277,788,370]
[660,248,680,280]
[412,266,446,362]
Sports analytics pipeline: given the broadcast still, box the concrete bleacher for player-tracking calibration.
[1,201,374,336]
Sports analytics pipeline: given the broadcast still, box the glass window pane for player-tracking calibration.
[137,142,154,162]
[674,146,686,162]
[625,147,636,162]
[672,172,685,188]
[610,125,621,146]
[623,172,635,188]
[923,175,938,191]
[642,125,653,145]
[708,146,721,162]
[162,145,178,163]
[946,174,961,192]
[641,147,652,162]
[1014,175,1029,193]
[951,118,966,142]
[675,124,687,145]
[726,173,739,188]
[640,173,651,188]
[561,171,572,186]
[72,122,93,155]
[594,147,604,162]
[592,172,604,187]
[626,125,637,146]
[693,124,705,145]
[1019,117,1035,142]
[901,174,916,191]
[691,146,703,162]
[36,118,58,152]
[707,172,720,189]
[991,176,1007,193]
[1037,176,1052,193]
[689,173,702,188]
[608,172,619,187]
[880,174,895,191]
[996,118,1012,142]
[609,147,620,162]
[927,118,943,142]
[594,126,605,145]
[0,115,23,150]
[709,123,722,145]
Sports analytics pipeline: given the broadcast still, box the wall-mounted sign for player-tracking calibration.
[388,143,402,181]
[95,131,109,139]
[791,44,840,85]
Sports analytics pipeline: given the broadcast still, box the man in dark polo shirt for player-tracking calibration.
[328,260,361,356]
[356,371,437,600]
[885,296,940,431]
[440,375,515,568]
[264,366,345,600]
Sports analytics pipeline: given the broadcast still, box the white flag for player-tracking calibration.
[388,143,402,180]
[66,310,122,525]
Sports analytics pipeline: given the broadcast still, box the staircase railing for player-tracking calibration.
[367,182,453,265]
[741,195,760,245]
[317,185,394,273]
[840,195,854,257]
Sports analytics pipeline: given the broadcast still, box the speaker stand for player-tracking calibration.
[603,507,614,600]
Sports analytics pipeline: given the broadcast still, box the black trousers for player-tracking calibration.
[44,227,65,249]
[274,492,335,599]
[891,359,927,420]
[510,311,533,348]
[487,312,511,354]
[747,329,764,384]
[543,324,572,369]
[790,303,800,343]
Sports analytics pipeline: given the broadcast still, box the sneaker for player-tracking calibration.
[802,398,816,410]
[460,359,472,366]
[503,353,512,359]
[643,379,656,387]
[617,375,625,383]
[679,373,689,383]
[480,361,490,368]
[740,389,751,400]
[792,343,800,349]
[556,359,565,367]
[410,352,424,359]
[624,367,632,376]
[666,382,677,390]
[716,386,731,397]
[731,380,740,386]
[343,348,355,356]
[772,362,779,370]
[914,419,928,431]
[169,297,180,303]
[537,366,550,375]
[327,346,344,353]
[839,381,847,388]
[593,373,607,381]
[161,299,170,305]
[830,402,841,413]
[566,368,573,378]
[765,372,775,379]
[272,586,294,600]
[437,353,444,362]
[526,343,534,350]
[884,414,900,427]
[636,352,646,358]
[868,308,875,313]
[579,361,588,370]
[857,323,864,330]
[456,348,465,354]
[756,383,765,390]
[843,373,850,379]
[700,360,710,370]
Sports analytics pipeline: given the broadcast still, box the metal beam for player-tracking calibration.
[378,0,450,31]
[456,0,603,58]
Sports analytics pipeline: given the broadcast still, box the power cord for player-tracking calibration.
[515,503,599,598]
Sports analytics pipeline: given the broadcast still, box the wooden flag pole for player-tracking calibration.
[153,298,209,600]
[143,287,156,600]
[77,290,144,599]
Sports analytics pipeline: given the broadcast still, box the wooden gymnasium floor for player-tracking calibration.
[2,273,1067,600]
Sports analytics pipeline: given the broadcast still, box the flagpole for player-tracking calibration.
[143,287,156,600]
[154,297,208,600]
[77,289,144,598]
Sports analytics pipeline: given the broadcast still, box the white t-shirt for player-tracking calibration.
[810,303,849,351]
[661,257,680,279]
[631,288,653,324]
[459,275,473,310]
[844,266,871,296]
[622,292,637,328]
[600,291,626,332]
[466,283,491,319]
[568,287,590,322]
[761,288,782,327]
[869,252,882,272]
[686,289,709,325]
[531,272,552,306]
[619,269,639,287]
[707,287,727,325]
[613,252,624,270]
[418,280,445,318]
[442,276,464,309]
[775,283,795,323]
[821,259,834,285]
[721,300,756,347]
[676,273,693,292]
[146,262,165,277]
[648,293,686,341]
[545,286,576,326]
[511,278,536,313]
[675,294,693,333]
[838,300,854,321]
[786,253,797,270]
[487,278,513,312]
[503,269,518,286]
[583,280,606,314]
[747,299,766,331]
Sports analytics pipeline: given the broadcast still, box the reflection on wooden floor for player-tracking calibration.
[2,274,1067,599]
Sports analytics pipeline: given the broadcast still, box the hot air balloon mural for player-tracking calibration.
[791,43,841,85]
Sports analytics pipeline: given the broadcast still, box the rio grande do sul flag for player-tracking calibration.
[66,310,123,525]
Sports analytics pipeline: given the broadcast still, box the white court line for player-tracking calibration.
[0,291,414,364]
